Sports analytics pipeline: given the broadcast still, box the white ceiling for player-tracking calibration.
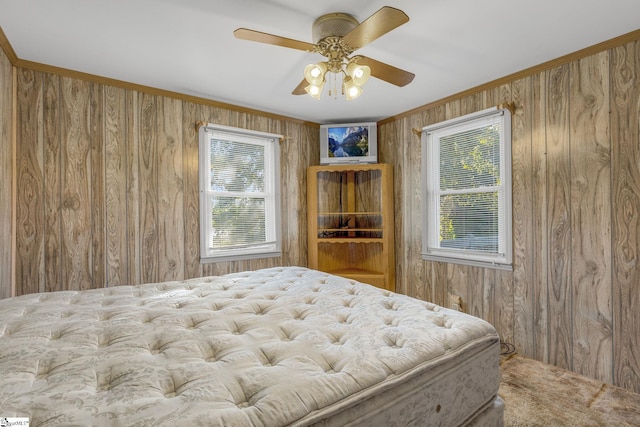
[1,0,639,124]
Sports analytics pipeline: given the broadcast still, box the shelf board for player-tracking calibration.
[311,163,389,172]
[319,228,382,233]
[327,268,384,277]
[317,238,383,243]
[318,212,382,216]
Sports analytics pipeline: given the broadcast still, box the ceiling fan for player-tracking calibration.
[233,6,415,100]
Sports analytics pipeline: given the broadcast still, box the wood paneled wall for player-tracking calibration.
[0,44,12,299]
[12,67,318,295]
[379,39,640,392]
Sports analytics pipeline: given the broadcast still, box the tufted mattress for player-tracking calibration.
[0,267,503,426]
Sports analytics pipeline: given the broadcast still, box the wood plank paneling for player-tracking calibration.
[90,82,106,290]
[60,77,92,291]
[492,84,515,344]
[611,40,640,393]
[569,52,612,383]
[0,43,12,298]
[43,74,61,293]
[16,69,44,295]
[138,92,158,284]
[407,116,424,300]
[182,102,201,279]
[126,91,141,286]
[531,72,550,362]
[511,76,534,355]
[104,86,128,286]
[383,119,415,297]
[545,64,572,370]
[157,96,184,281]
[280,121,314,268]
[280,123,299,267]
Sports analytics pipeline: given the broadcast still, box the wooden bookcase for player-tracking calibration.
[307,163,395,291]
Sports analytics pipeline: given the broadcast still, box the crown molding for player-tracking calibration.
[0,25,319,128]
[0,27,19,65]
[379,27,640,125]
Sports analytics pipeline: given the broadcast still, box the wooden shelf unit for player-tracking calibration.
[307,163,395,291]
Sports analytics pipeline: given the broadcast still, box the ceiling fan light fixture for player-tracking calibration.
[304,62,327,85]
[347,61,371,87]
[343,77,363,100]
[234,7,414,100]
[305,81,325,100]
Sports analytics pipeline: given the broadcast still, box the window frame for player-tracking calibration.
[198,123,282,263]
[421,106,513,270]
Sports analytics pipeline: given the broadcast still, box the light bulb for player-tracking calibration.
[347,85,361,99]
[343,77,363,100]
[304,63,327,86]
[304,81,324,100]
[346,62,371,87]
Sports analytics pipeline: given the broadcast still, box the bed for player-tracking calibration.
[0,267,503,426]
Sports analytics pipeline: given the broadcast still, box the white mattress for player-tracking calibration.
[0,267,502,426]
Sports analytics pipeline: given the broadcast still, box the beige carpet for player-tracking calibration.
[499,354,640,426]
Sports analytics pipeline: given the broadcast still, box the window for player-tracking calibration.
[421,107,512,270]
[198,124,281,262]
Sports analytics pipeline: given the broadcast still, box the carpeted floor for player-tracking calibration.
[499,353,640,426]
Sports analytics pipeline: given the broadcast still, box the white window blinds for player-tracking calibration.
[199,124,281,262]
[422,107,512,270]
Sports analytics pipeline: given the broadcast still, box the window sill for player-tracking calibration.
[421,252,512,271]
[200,250,282,264]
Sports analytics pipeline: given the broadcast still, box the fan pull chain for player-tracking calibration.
[329,72,343,100]
[328,72,337,98]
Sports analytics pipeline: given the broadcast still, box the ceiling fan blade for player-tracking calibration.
[292,78,307,95]
[356,56,415,87]
[234,28,315,52]
[342,6,409,50]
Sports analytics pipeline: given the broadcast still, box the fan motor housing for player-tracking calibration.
[312,13,358,43]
